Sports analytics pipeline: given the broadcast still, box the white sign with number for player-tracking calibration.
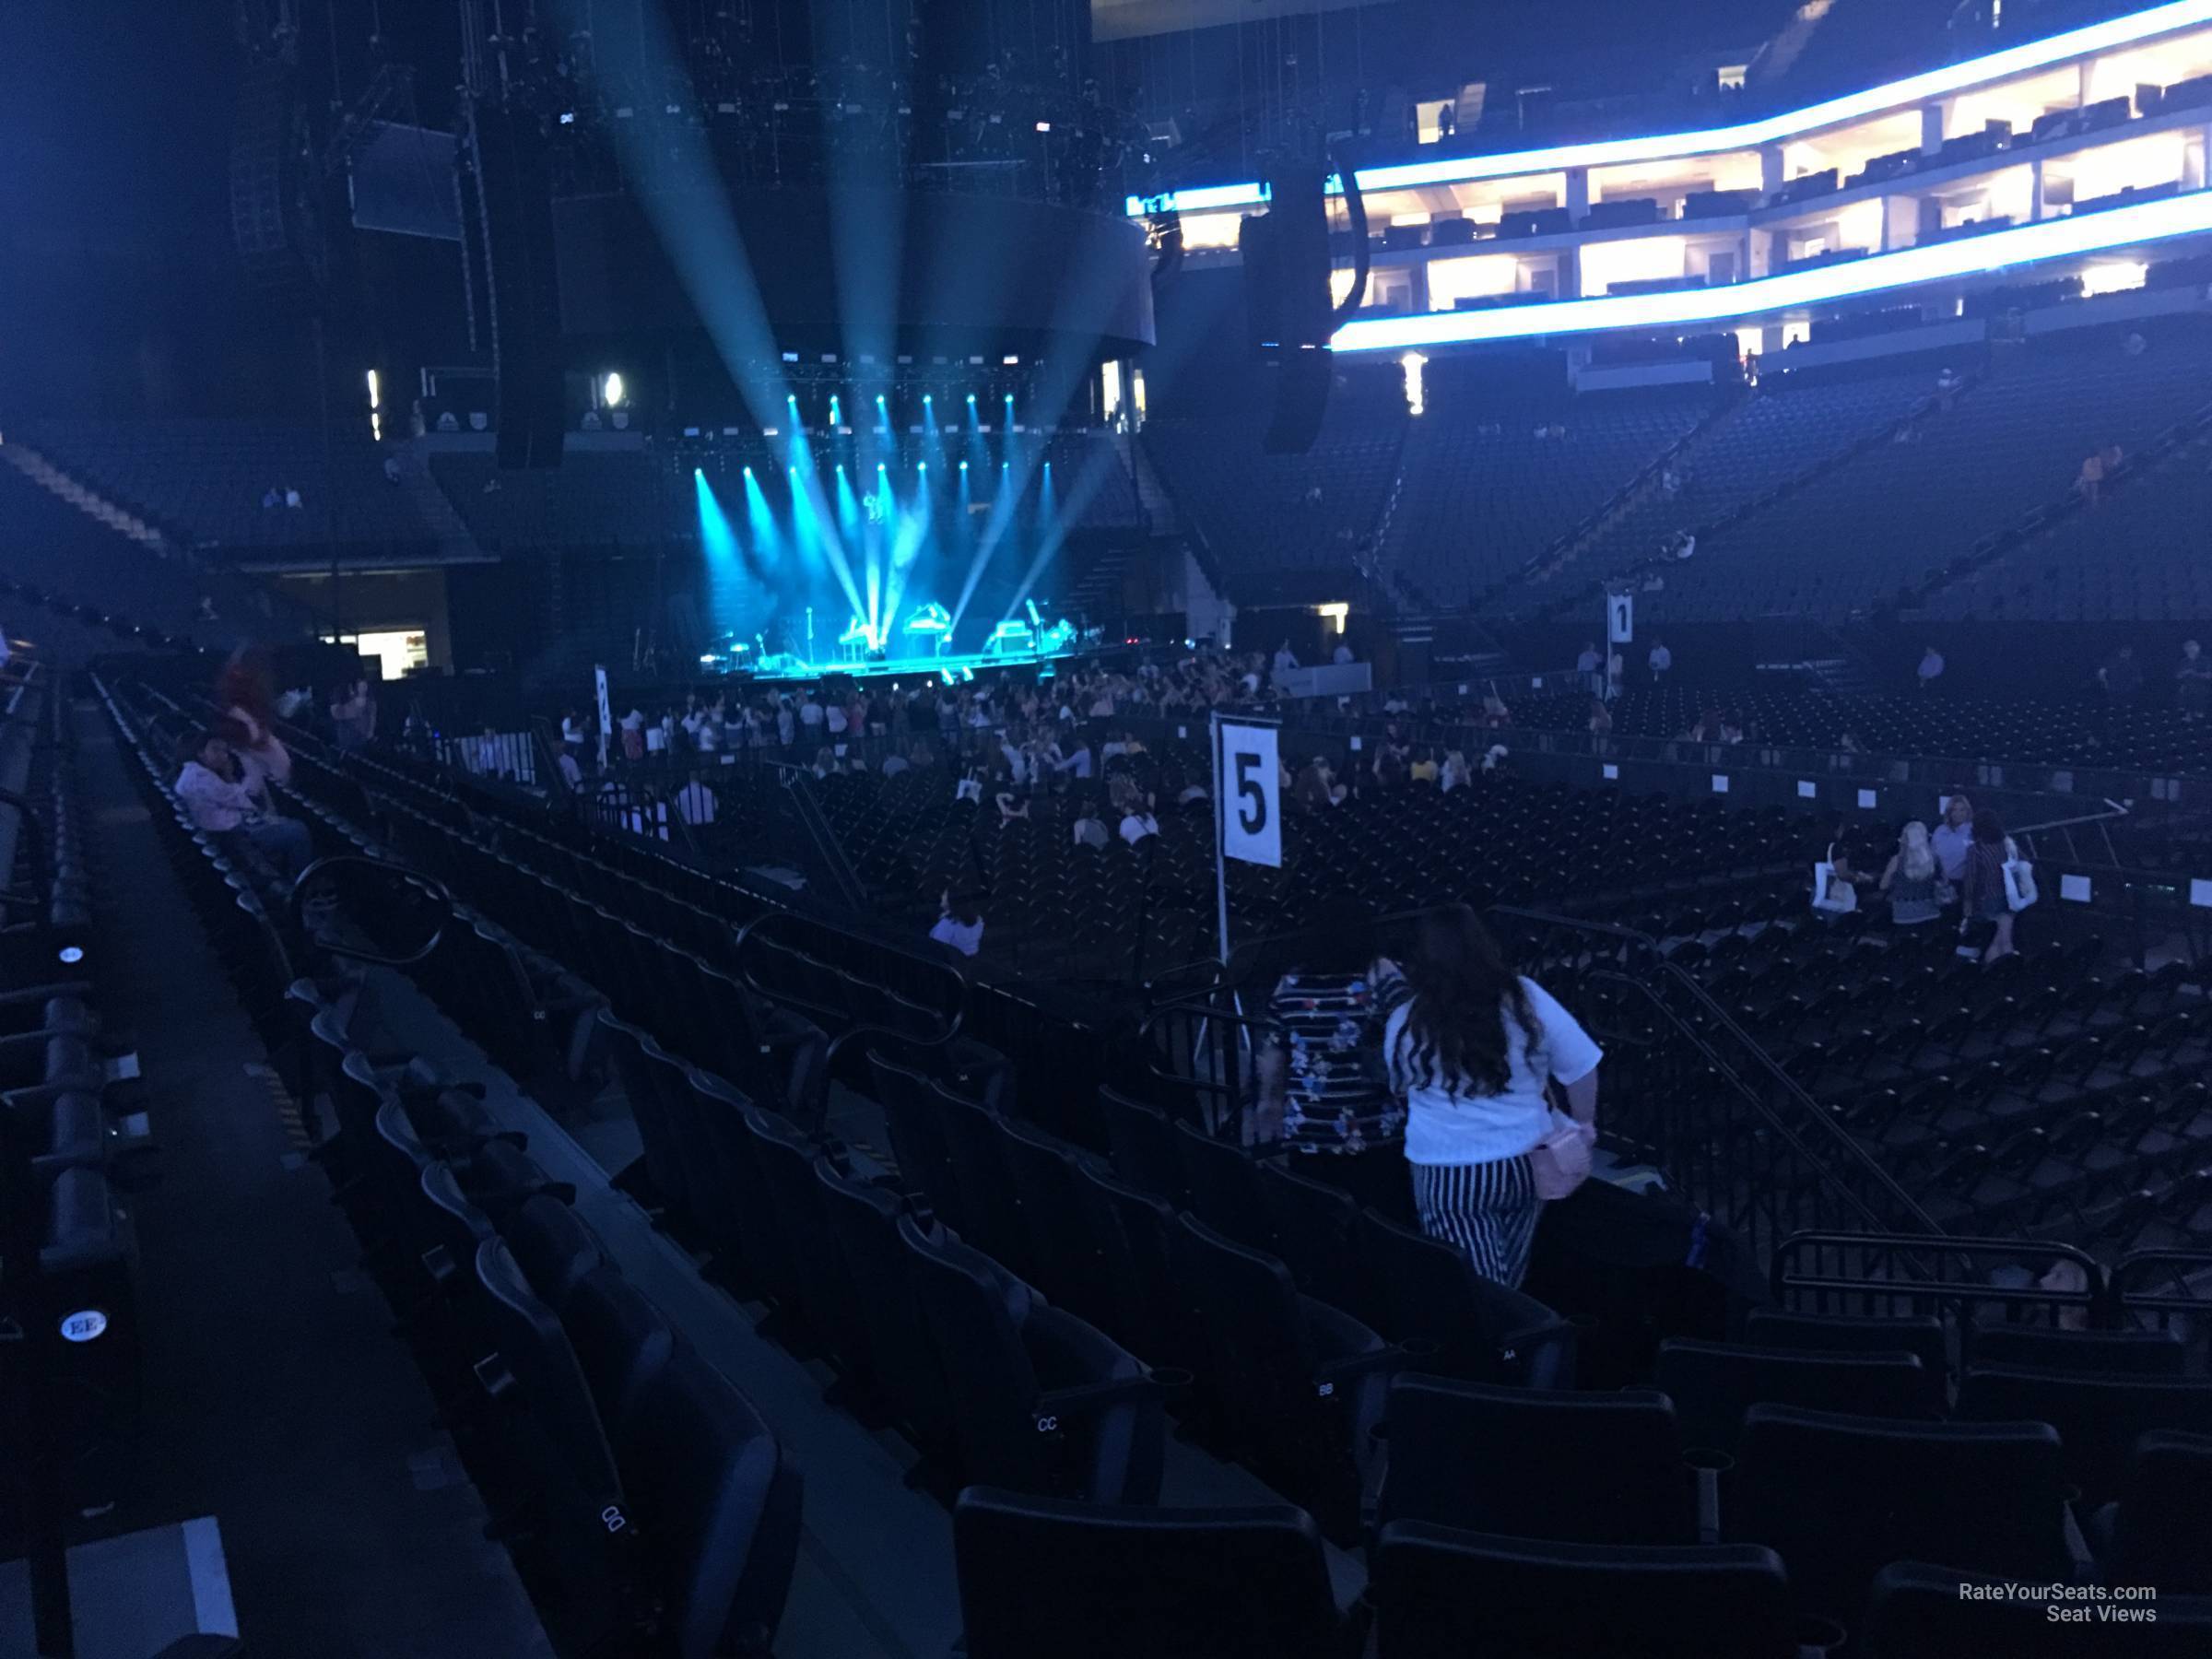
[1219,721,1282,868]
[1607,593,1634,643]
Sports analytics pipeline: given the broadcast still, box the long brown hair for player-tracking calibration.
[1393,906,1540,1096]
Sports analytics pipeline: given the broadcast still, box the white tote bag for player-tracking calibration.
[1811,845,1858,913]
[2001,836,2039,912]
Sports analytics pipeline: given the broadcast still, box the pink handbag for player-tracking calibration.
[1528,1113,1596,1201]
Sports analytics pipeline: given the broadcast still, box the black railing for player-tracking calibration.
[1771,1231,2105,1327]
[1489,906,1945,1263]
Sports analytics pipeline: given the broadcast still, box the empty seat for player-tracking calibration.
[2101,1430,2212,1594]
[1730,1405,2072,1626]
[1370,1521,1799,1659]
[564,1265,678,1435]
[813,1158,956,1468]
[1958,1365,2212,1507]
[608,1344,802,1659]
[1169,1209,1390,1539]
[953,1487,1358,1659]
[1969,1324,2189,1378]
[1381,1374,1693,1544]
[900,1215,1165,1503]
[1655,1339,1937,1450]
[1743,1308,1949,1383]
[1173,1118,1277,1253]
[1359,1209,1577,1388]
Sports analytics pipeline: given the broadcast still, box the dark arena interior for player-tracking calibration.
[15,0,2212,1652]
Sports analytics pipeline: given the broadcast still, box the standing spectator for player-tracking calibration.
[929,887,985,958]
[2179,640,2211,722]
[1272,640,1300,677]
[1332,639,1356,667]
[1878,821,1944,927]
[1382,908,1602,1289]
[619,708,646,762]
[1960,812,2020,965]
[1252,899,1411,1212]
[557,743,584,790]
[1933,793,1975,887]
[1917,644,1946,691]
[1647,638,1673,683]
[1575,641,1603,694]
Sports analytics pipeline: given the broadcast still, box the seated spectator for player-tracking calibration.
[810,747,836,781]
[928,887,985,958]
[994,774,1029,821]
[1118,795,1160,845]
[557,744,583,790]
[175,728,313,884]
[2077,448,2106,507]
[1408,747,1440,784]
[954,766,985,804]
[1072,801,1111,850]
[1439,748,1471,793]
[1879,820,1944,926]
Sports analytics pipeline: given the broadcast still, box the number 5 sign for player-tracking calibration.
[1217,718,1282,868]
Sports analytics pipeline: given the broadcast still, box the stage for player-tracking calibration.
[699,609,1088,685]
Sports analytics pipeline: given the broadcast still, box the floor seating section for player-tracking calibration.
[1340,677,2212,777]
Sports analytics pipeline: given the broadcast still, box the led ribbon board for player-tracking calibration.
[1330,188,2212,351]
[1128,0,2212,214]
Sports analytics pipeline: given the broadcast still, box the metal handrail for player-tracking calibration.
[1489,903,1946,1239]
[1771,1230,2106,1322]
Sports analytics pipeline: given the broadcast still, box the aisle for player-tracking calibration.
[74,700,552,1657]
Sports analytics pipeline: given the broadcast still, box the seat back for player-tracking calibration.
[2105,1430,2212,1595]
[1731,1405,2071,1625]
[813,1159,951,1457]
[867,1049,963,1218]
[563,1265,677,1431]
[1969,1324,2188,1377]
[997,1118,1114,1328]
[497,1193,607,1312]
[740,1104,854,1359]
[1381,1375,1690,1544]
[609,1346,801,1659]
[953,1488,1347,1659]
[474,1239,626,1518]
[1258,1159,1364,1317]
[1656,1339,1935,1451]
[1172,1119,1277,1253]
[1359,1208,1577,1388]
[1958,1365,2212,1507]
[899,1213,1053,1493]
[1371,1521,1797,1659]
[1074,1160,1194,1373]
[1744,1308,1948,1386]
[929,1082,1030,1275]
[1097,1086,1183,1202]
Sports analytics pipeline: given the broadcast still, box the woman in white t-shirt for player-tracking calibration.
[1382,908,1602,1289]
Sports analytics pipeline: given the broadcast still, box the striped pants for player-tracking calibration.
[1412,1156,1542,1290]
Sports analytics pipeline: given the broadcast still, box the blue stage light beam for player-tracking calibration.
[1004,438,1127,622]
[551,0,797,429]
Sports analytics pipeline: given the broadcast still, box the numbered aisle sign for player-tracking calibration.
[1219,720,1282,868]
[1607,593,1635,643]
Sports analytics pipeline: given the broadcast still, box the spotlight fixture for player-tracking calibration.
[603,371,625,406]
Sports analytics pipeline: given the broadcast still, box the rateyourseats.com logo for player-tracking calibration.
[1959,1583,2159,1625]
